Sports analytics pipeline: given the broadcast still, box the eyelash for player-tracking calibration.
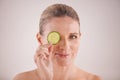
[69,35,78,39]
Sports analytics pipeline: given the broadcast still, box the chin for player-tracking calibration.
[57,61,72,67]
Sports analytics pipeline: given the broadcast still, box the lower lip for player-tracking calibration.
[55,54,69,58]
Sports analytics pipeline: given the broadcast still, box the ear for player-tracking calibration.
[36,32,43,45]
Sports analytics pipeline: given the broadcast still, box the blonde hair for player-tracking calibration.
[39,4,80,35]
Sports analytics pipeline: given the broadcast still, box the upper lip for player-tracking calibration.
[55,53,69,56]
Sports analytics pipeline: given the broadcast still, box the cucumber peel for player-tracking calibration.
[47,31,60,45]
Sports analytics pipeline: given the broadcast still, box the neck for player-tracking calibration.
[53,63,76,80]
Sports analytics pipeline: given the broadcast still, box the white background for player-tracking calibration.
[0,0,120,80]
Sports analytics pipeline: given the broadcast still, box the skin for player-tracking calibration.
[13,16,101,80]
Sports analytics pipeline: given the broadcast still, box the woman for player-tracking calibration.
[14,4,101,80]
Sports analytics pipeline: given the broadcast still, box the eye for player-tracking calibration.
[69,35,78,39]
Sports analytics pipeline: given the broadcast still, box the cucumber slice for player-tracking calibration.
[47,31,60,45]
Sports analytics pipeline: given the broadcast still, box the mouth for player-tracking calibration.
[55,53,70,58]
[54,52,72,66]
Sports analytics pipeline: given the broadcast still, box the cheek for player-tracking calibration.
[70,40,80,54]
[71,44,79,54]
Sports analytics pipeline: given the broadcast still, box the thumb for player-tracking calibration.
[48,43,53,60]
[48,43,53,53]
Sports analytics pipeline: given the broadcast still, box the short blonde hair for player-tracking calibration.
[39,4,80,35]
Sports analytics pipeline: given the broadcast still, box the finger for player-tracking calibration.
[36,45,48,54]
[48,43,53,52]
[41,43,53,52]
[35,53,42,66]
[37,54,45,68]
[36,55,41,68]
[36,46,49,58]
[40,48,49,57]
[37,54,48,71]
[37,50,49,58]
[34,51,48,66]
[49,45,53,57]
[35,44,53,66]
[39,43,53,58]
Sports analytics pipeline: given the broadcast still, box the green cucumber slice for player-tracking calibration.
[47,31,60,45]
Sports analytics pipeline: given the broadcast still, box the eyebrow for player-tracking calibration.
[70,33,79,35]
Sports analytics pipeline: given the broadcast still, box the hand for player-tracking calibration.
[34,43,53,80]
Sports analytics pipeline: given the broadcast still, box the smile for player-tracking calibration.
[55,53,70,58]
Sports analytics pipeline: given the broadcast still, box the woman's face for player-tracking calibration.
[40,16,81,66]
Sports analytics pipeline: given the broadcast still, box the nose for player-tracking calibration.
[57,37,70,52]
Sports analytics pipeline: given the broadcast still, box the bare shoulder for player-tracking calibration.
[75,67,102,80]
[87,74,102,80]
[13,72,28,80]
[13,70,37,80]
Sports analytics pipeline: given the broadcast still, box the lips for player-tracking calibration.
[55,53,69,58]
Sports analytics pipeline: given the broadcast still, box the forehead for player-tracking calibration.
[44,16,80,35]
